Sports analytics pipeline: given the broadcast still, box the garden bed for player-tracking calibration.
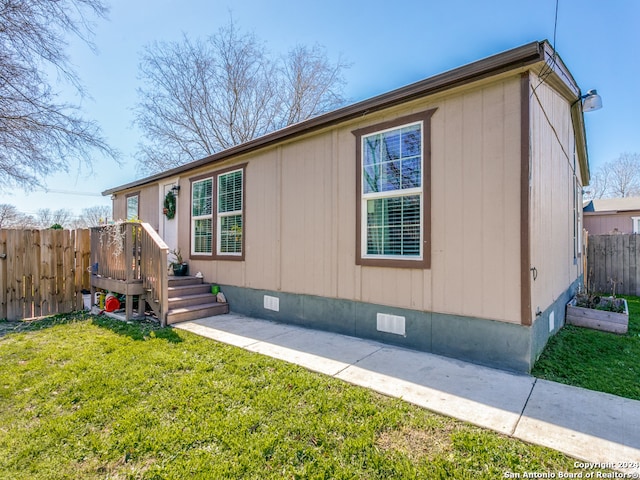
[566,296,628,334]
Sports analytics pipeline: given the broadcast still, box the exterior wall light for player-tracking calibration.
[580,89,602,112]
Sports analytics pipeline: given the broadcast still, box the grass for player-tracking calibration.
[533,295,640,401]
[0,313,587,479]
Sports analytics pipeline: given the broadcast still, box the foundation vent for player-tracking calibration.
[377,313,406,336]
[264,295,280,312]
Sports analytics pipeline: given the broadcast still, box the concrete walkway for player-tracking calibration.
[174,313,640,475]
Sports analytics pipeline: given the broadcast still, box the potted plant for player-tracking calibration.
[169,248,188,276]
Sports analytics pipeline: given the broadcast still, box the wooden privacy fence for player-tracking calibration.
[586,234,640,296]
[0,229,92,321]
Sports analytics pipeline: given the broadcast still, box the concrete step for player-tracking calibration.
[168,292,218,310]
[166,302,229,325]
[168,283,212,298]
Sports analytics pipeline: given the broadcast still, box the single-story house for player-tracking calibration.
[103,40,591,373]
[583,197,640,234]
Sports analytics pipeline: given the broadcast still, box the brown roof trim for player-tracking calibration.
[104,40,553,196]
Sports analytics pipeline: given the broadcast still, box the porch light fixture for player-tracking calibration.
[579,89,602,112]
[170,185,181,196]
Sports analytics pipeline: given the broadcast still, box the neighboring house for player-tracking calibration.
[104,40,590,373]
[583,197,640,235]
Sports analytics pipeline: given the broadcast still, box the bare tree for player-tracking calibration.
[0,0,117,190]
[34,208,74,228]
[135,20,349,174]
[19,215,37,229]
[584,164,610,200]
[35,209,53,229]
[53,208,74,227]
[80,205,111,227]
[0,204,23,228]
[69,217,89,229]
[586,153,640,199]
[607,153,640,198]
[280,44,348,126]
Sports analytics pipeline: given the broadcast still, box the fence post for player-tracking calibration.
[74,229,91,310]
[0,230,6,320]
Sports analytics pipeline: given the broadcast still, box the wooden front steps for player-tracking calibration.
[166,276,228,325]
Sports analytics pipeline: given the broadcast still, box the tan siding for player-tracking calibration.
[335,129,358,301]
[430,78,522,323]
[483,81,521,321]
[112,184,159,230]
[148,74,526,324]
[279,135,334,296]
[461,91,484,316]
[112,196,125,221]
[529,75,581,317]
[433,94,464,314]
[243,150,280,291]
[139,185,160,230]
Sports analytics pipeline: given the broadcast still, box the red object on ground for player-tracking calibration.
[105,295,120,312]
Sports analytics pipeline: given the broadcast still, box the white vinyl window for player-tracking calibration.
[191,178,213,255]
[217,169,243,255]
[633,217,640,234]
[126,194,139,221]
[361,122,423,260]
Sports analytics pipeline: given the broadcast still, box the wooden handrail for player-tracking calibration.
[139,222,169,326]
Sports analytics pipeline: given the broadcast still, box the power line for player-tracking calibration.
[42,188,102,197]
[530,0,561,97]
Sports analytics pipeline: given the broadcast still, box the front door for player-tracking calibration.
[160,181,179,256]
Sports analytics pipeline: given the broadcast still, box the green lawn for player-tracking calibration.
[0,313,584,479]
[533,295,640,401]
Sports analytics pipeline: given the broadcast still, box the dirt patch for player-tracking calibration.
[376,424,458,461]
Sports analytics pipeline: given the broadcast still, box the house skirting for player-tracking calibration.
[529,276,583,368]
[218,279,581,373]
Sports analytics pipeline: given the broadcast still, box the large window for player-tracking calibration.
[354,110,435,268]
[190,165,245,259]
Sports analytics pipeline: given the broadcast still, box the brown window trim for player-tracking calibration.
[353,109,436,269]
[189,163,247,262]
[520,72,532,326]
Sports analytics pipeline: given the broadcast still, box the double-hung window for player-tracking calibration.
[192,178,213,254]
[190,165,245,259]
[354,110,435,268]
[217,169,243,255]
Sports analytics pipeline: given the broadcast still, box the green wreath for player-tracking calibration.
[163,191,176,219]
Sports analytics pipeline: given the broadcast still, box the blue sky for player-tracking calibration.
[5,0,639,218]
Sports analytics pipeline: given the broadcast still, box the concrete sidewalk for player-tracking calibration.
[174,313,640,475]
